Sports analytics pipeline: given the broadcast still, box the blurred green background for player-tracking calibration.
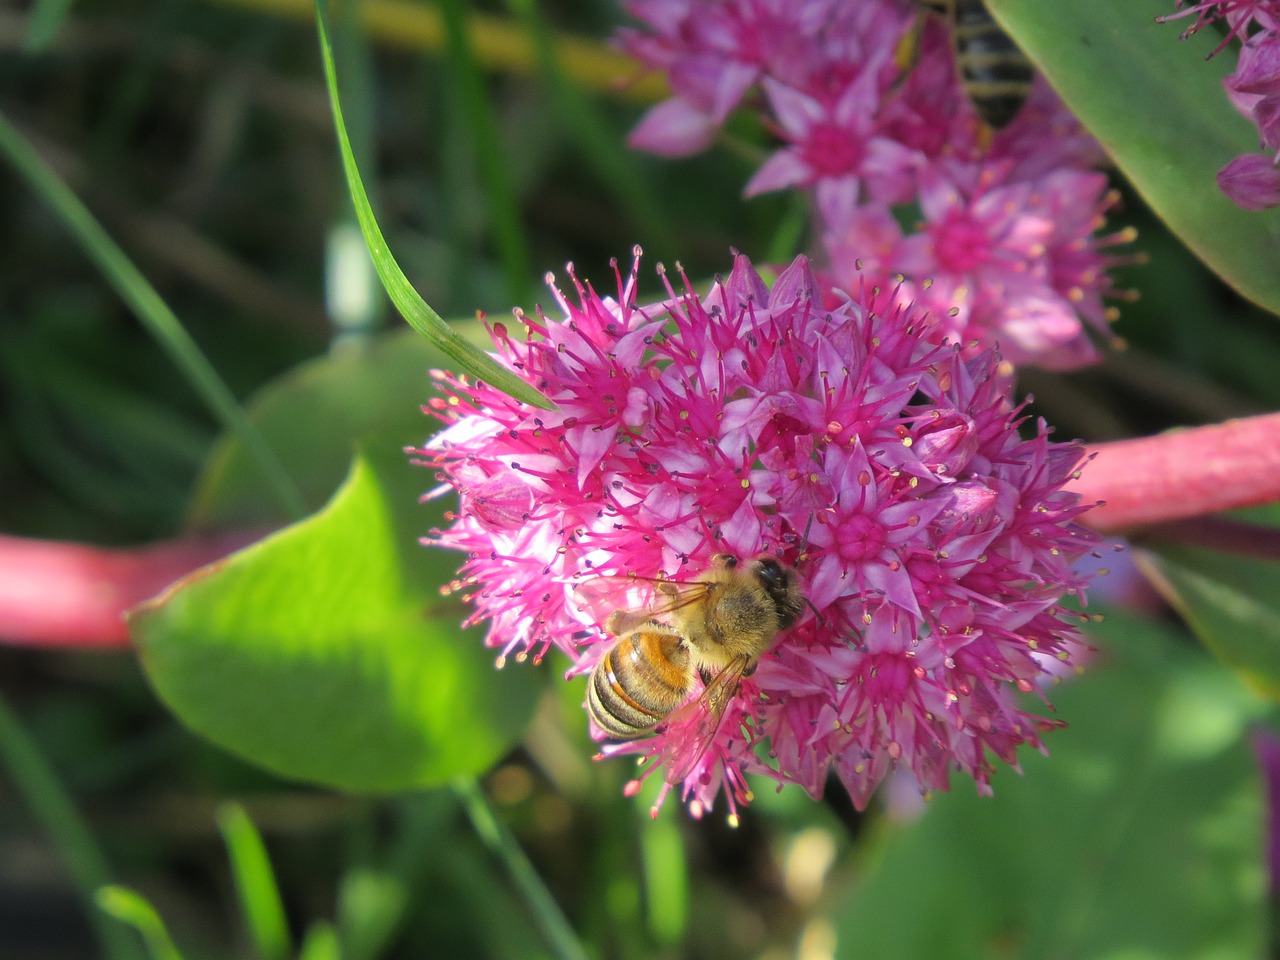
[1,1,1277,958]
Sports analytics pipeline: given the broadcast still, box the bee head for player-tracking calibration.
[751,557,803,630]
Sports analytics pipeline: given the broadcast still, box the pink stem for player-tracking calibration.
[1069,412,1280,533]
[0,533,252,649]
[2,414,1278,650]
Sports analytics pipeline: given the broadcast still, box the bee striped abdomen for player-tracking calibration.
[917,0,1033,129]
[587,625,693,739]
[950,0,1032,128]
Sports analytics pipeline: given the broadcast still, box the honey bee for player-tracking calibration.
[918,0,1034,129]
[582,555,804,776]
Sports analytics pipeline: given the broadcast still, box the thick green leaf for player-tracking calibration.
[313,0,553,411]
[1139,546,1280,702]
[132,452,540,792]
[833,611,1266,960]
[988,0,1280,316]
[188,328,450,531]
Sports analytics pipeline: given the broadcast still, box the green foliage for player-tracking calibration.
[501,0,678,255]
[834,611,1267,959]
[187,329,452,530]
[23,0,76,51]
[4,0,1280,958]
[0,692,142,960]
[297,924,342,960]
[135,314,541,794]
[1141,545,1280,702]
[989,0,1280,317]
[0,112,305,520]
[437,0,533,305]
[132,451,541,791]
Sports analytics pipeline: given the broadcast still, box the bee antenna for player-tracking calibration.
[803,596,825,627]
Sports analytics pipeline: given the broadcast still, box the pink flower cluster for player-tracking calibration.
[418,252,1099,817]
[618,0,1131,370]
[1161,0,1280,210]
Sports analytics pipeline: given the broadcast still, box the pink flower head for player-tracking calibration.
[620,0,915,156]
[417,251,1099,819]
[744,73,922,209]
[619,2,1128,370]
[825,160,1131,370]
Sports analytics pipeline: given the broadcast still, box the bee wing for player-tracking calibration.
[660,655,751,786]
[571,574,713,635]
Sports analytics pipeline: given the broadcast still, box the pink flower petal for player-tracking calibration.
[1218,152,1280,210]
[627,97,717,157]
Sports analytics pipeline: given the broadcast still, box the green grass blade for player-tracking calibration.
[313,0,554,411]
[439,0,533,305]
[503,0,676,254]
[454,776,592,960]
[96,887,184,960]
[0,691,140,960]
[0,111,307,521]
[326,5,387,346]
[217,803,293,960]
[336,793,455,960]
